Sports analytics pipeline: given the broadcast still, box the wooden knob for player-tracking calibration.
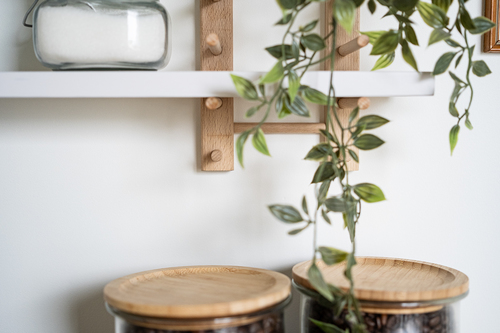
[211,150,223,162]
[338,97,371,110]
[206,33,222,55]
[337,35,370,57]
[205,97,223,110]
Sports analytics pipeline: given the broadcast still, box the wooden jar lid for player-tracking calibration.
[293,257,469,302]
[104,266,291,318]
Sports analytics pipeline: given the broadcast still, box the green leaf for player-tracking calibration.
[275,13,292,25]
[361,31,386,45]
[393,0,419,12]
[433,52,457,76]
[317,179,331,208]
[357,115,390,130]
[469,17,495,35]
[321,209,332,225]
[432,0,452,13]
[269,205,304,223]
[259,62,285,84]
[252,128,271,157]
[459,8,476,31]
[302,86,330,105]
[455,53,463,68]
[371,52,395,71]
[445,39,462,48]
[343,211,356,242]
[449,102,459,117]
[354,134,385,150]
[333,0,356,33]
[429,29,451,46]
[465,118,474,130]
[349,107,359,124]
[312,162,336,184]
[310,319,345,333]
[288,226,308,235]
[284,94,310,117]
[231,75,259,101]
[300,20,319,33]
[301,34,326,51]
[449,71,465,85]
[401,40,419,71]
[236,130,251,168]
[368,0,376,14]
[325,197,355,213]
[288,70,300,103]
[472,60,492,77]
[370,30,399,55]
[245,105,261,118]
[404,25,419,46]
[319,247,349,265]
[279,0,299,10]
[353,183,386,203]
[348,149,359,163]
[305,143,331,161]
[265,45,294,60]
[449,125,460,155]
[417,2,448,29]
[302,196,309,215]
[308,263,333,301]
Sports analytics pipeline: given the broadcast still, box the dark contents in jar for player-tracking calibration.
[305,298,455,333]
[120,312,284,333]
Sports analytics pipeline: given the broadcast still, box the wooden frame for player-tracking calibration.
[484,0,500,52]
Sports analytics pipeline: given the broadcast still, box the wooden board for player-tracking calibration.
[0,71,435,99]
[235,122,326,134]
[323,1,360,171]
[104,266,291,318]
[200,0,234,171]
[292,257,469,302]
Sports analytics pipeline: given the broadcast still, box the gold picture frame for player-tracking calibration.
[484,0,500,52]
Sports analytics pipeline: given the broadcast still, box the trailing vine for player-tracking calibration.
[231,1,493,332]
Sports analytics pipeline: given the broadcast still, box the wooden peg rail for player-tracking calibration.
[199,0,367,172]
[200,0,234,171]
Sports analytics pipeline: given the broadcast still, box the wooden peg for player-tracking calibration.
[205,97,223,110]
[211,150,223,162]
[338,97,371,110]
[206,33,222,55]
[337,35,369,57]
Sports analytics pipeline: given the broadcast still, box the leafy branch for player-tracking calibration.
[231,1,493,332]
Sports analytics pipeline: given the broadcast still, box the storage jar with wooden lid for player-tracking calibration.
[104,266,291,333]
[292,257,469,333]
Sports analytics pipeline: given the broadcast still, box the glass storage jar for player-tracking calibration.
[104,266,291,333]
[293,257,469,333]
[27,0,171,70]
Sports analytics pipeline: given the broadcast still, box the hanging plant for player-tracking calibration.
[231,1,493,332]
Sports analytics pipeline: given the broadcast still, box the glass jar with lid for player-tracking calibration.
[293,257,469,333]
[24,0,171,70]
[104,266,291,333]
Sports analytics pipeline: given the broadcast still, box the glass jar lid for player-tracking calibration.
[292,257,469,304]
[104,266,291,319]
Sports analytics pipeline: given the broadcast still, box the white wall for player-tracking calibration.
[1,1,499,332]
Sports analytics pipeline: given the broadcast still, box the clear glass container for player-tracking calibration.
[294,281,467,333]
[106,298,290,333]
[31,0,171,70]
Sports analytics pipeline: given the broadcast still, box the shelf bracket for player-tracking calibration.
[200,0,234,171]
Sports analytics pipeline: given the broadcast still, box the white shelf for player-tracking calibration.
[0,71,434,99]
